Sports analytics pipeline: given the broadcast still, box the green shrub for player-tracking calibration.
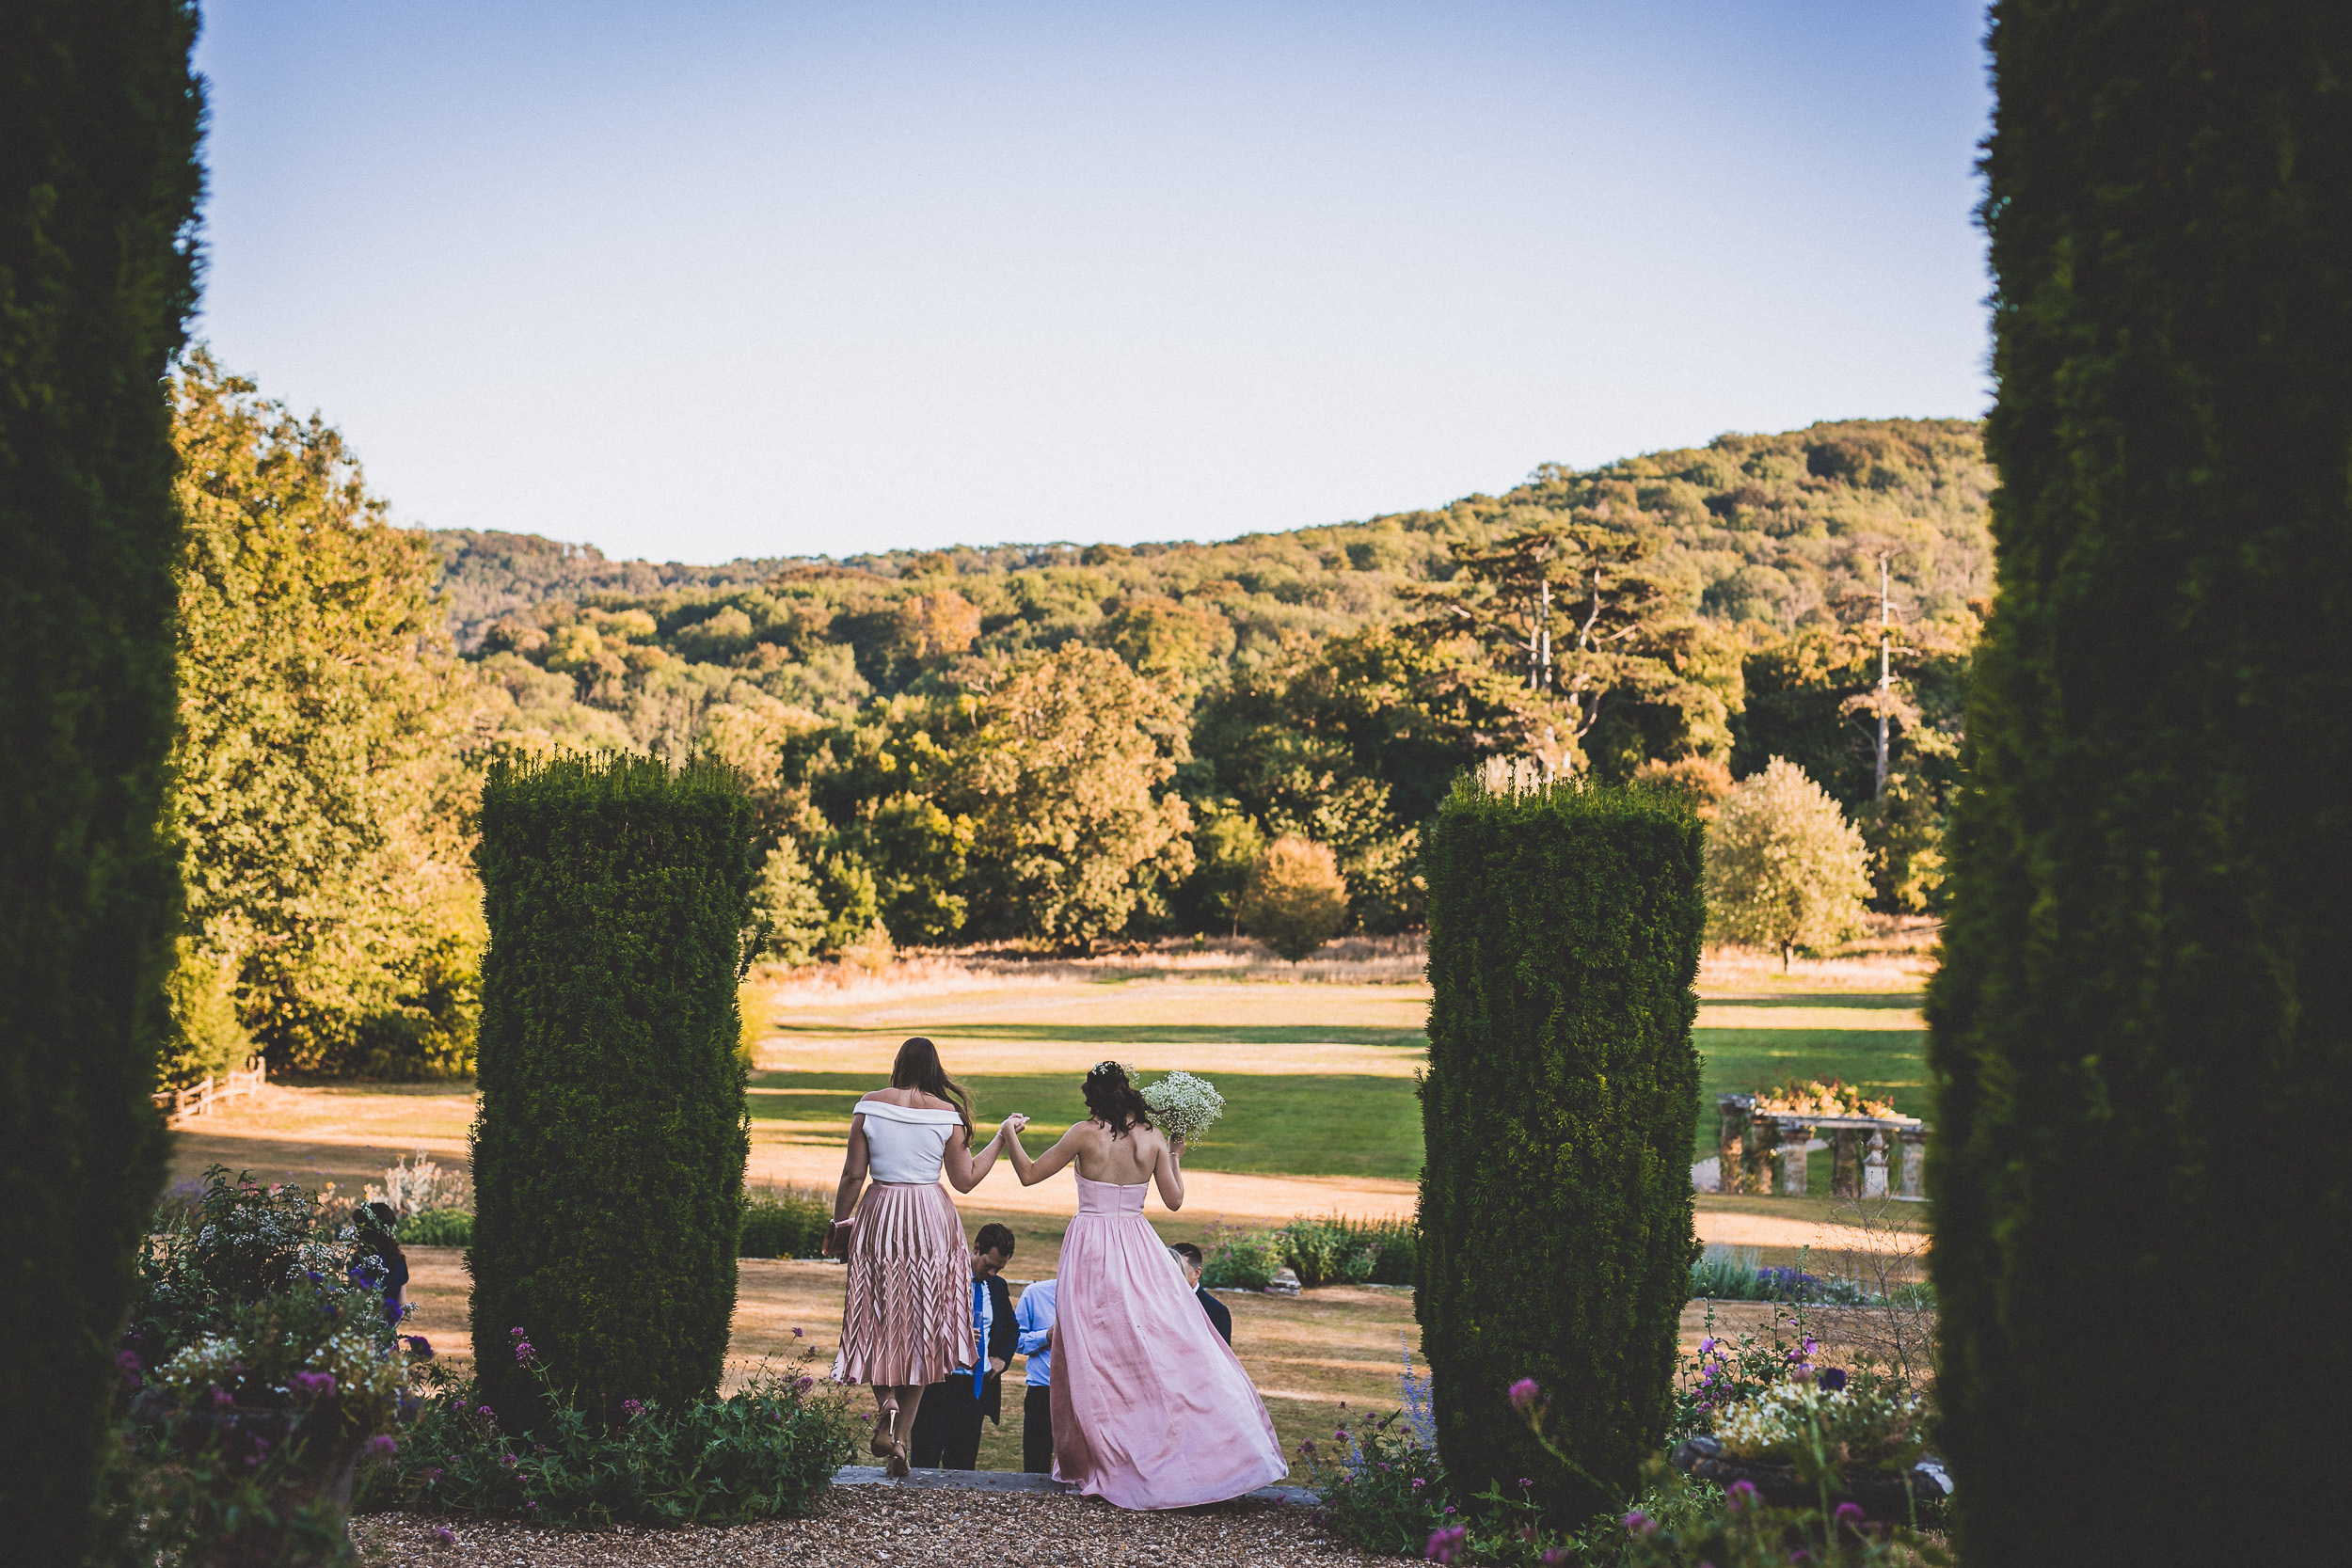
[1200,1227,1284,1290]
[737,1187,831,1259]
[1240,835,1350,960]
[0,2,203,1553]
[398,1208,474,1247]
[1419,774,1705,1523]
[1930,6,2352,1562]
[470,753,755,1429]
[368,1349,856,1528]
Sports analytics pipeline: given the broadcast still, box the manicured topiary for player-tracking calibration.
[0,2,203,1556]
[470,754,756,1428]
[1417,774,1705,1523]
[1931,7,2352,1563]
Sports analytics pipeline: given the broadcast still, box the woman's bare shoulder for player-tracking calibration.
[861,1086,918,1107]
[908,1090,957,1114]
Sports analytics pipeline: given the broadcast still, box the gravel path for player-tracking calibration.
[352,1489,1395,1567]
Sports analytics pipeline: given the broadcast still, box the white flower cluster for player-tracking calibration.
[1714,1381,1924,1467]
[1139,1070,1226,1140]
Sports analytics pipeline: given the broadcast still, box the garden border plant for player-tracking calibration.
[1418,772,1705,1523]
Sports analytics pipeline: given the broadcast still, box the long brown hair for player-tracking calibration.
[892,1037,976,1147]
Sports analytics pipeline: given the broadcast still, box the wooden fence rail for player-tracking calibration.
[153,1056,267,1122]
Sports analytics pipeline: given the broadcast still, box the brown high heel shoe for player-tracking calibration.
[884,1439,910,1479]
[869,1402,898,1459]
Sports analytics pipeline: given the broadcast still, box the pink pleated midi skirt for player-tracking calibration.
[830,1180,975,1388]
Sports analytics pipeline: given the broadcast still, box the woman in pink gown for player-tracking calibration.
[1002,1063,1286,1510]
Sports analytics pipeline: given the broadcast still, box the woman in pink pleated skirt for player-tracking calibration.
[826,1037,1017,1474]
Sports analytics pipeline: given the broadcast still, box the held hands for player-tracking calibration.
[998,1113,1030,1140]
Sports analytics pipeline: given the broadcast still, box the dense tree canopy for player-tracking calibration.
[427,417,1988,950]
[168,354,483,1079]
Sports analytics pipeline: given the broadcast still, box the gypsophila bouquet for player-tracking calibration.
[1139,1070,1226,1140]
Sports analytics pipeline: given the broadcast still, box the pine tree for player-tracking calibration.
[0,2,203,1554]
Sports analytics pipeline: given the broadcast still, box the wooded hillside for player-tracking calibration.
[165,366,1988,1082]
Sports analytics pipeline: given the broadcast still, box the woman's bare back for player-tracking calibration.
[1070,1118,1168,1184]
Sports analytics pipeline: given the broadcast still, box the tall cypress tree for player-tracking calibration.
[0,2,202,1559]
[470,754,755,1428]
[1931,5,2352,1560]
[1418,776,1703,1523]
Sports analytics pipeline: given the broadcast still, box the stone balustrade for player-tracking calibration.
[1715,1094,1928,1199]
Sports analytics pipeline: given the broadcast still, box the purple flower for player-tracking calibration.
[511,1326,526,1338]
[515,1339,536,1365]
[791,1326,804,1338]
[1542,1553,1571,1567]
[405,1335,435,1358]
[364,1434,398,1460]
[1819,1367,1849,1392]
[430,1526,456,1545]
[1726,1479,1759,1513]
[289,1370,337,1400]
[426,1467,445,1482]
[1518,1478,1534,1489]
[1623,1510,1659,1535]
[1300,1440,1318,1458]
[1424,1525,1468,1562]
[1507,1377,1541,1411]
[1835,1501,1866,1528]
[476,1404,495,1420]
[622,1399,646,1418]
[501,1453,517,1466]
[1410,1478,1426,1491]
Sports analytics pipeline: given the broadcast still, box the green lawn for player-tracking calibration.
[748,1069,1426,1180]
[1692,1004,1929,1158]
[748,987,1931,1179]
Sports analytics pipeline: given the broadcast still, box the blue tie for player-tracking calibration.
[969,1279,987,1394]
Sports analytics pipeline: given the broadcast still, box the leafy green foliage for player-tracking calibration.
[435,419,1992,945]
[373,1352,857,1528]
[1239,835,1349,960]
[1704,758,1872,966]
[169,352,485,1079]
[1928,8,2352,1563]
[469,753,755,1429]
[1419,777,1705,1523]
[748,837,826,965]
[945,643,1195,946]
[736,1187,832,1259]
[0,3,203,1553]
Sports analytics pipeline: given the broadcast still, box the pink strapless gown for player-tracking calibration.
[1049,1175,1288,1509]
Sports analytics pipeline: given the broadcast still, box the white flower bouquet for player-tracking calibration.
[1140,1070,1226,1141]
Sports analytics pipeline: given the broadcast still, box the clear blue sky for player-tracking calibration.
[192,1,1993,562]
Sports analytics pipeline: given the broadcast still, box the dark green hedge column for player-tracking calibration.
[471,754,755,1426]
[0,2,202,1559]
[1930,6,2352,1562]
[1417,778,1704,1523]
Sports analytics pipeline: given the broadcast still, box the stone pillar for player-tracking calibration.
[1716,1096,1745,1196]
[1833,1129,1861,1197]
[1864,1131,1888,1197]
[1778,1123,1813,1196]
[1899,1127,1928,1198]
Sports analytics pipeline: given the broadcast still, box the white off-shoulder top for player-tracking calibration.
[855,1097,964,1183]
